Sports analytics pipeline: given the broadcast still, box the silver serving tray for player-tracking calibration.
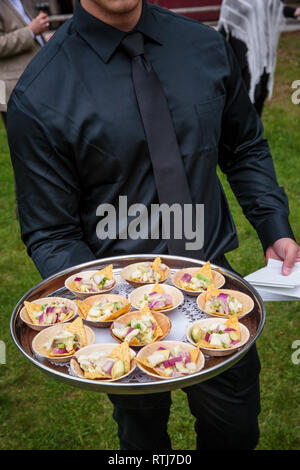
[10,254,265,394]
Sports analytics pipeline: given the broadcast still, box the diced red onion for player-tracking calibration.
[163,360,171,368]
[205,332,211,342]
[102,359,114,375]
[231,340,240,345]
[168,357,182,366]
[157,347,167,350]
[179,352,191,364]
[163,294,172,304]
[149,291,157,297]
[224,328,236,332]
[52,347,67,354]
[149,300,165,309]
[74,277,82,282]
[38,314,44,324]
[126,327,134,335]
[46,306,55,314]
[151,323,156,330]
[181,273,192,282]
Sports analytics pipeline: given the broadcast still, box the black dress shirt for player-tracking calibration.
[7,0,294,279]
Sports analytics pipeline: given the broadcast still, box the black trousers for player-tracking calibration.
[108,257,261,450]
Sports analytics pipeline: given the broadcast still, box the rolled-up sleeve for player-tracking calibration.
[218,39,295,252]
[7,92,96,279]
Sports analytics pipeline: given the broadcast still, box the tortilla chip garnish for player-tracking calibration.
[189,348,200,363]
[129,337,142,347]
[225,314,241,340]
[24,301,42,324]
[196,261,213,282]
[84,370,111,380]
[65,317,87,347]
[75,300,91,319]
[151,282,165,294]
[196,339,223,349]
[48,349,75,357]
[104,301,131,321]
[110,341,131,373]
[136,357,165,377]
[205,283,221,303]
[151,257,161,273]
[95,264,114,280]
[68,281,80,292]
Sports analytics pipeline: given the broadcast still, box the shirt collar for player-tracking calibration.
[73,0,163,63]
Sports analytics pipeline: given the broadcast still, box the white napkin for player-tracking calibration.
[245,259,300,301]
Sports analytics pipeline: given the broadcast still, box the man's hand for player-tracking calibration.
[294,8,300,17]
[266,238,300,275]
[28,12,49,36]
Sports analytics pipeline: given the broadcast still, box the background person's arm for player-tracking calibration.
[7,92,96,280]
[218,39,299,272]
[0,12,48,59]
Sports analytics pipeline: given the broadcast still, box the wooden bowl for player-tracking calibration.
[110,310,171,347]
[77,294,131,328]
[120,262,170,287]
[65,270,116,299]
[186,318,250,357]
[32,323,95,364]
[70,343,136,382]
[20,297,78,332]
[197,289,254,319]
[128,284,184,313]
[136,340,205,379]
[172,267,225,296]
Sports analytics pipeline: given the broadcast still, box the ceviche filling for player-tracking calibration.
[45,330,81,355]
[87,299,126,321]
[138,291,172,310]
[25,300,74,325]
[191,321,241,348]
[180,272,211,291]
[143,345,198,377]
[77,352,126,379]
[112,312,160,345]
[130,261,167,283]
[71,273,114,293]
[205,293,242,315]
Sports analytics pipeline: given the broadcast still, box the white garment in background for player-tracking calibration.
[218,0,284,102]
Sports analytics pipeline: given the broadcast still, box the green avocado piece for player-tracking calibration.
[191,325,203,343]
[111,360,125,379]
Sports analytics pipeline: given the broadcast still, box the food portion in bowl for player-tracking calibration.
[177,261,213,292]
[204,284,243,316]
[23,298,75,326]
[76,295,130,323]
[111,305,165,346]
[129,257,169,283]
[43,317,87,357]
[190,315,242,350]
[136,342,202,378]
[72,342,134,380]
[68,264,115,293]
[136,283,173,310]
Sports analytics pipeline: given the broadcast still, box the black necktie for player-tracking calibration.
[122,31,204,259]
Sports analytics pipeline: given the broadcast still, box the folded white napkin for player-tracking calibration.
[245,259,300,301]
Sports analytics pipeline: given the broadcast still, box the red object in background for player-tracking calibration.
[148,0,222,22]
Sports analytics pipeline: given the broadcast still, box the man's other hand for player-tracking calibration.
[266,238,300,275]
[29,12,49,36]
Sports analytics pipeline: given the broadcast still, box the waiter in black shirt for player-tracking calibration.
[7,0,300,450]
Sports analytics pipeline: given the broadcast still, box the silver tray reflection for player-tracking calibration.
[10,254,265,394]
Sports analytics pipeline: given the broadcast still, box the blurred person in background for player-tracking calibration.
[218,0,300,116]
[0,0,50,127]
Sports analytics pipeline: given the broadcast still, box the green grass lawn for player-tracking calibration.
[0,32,299,451]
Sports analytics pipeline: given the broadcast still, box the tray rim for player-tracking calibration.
[10,253,266,394]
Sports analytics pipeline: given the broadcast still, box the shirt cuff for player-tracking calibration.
[255,214,296,252]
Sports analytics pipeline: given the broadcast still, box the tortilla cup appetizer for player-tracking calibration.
[75,294,131,328]
[129,282,183,313]
[32,317,95,364]
[20,296,78,331]
[197,285,254,319]
[186,316,250,357]
[65,265,116,299]
[172,261,225,296]
[120,257,170,287]
[70,342,136,382]
[136,341,205,379]
[110,305,171,347]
